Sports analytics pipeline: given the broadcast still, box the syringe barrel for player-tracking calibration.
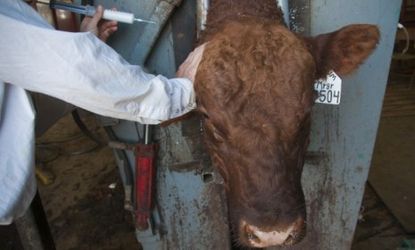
[85,6,134,24]
[103,9,134,24]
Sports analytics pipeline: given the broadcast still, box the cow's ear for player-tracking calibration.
[305,24,380,79]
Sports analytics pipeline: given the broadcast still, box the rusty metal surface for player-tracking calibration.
[154,117,231,249]
[288,0,310,35]
[94,0,231,248]
[95,0,400,249]
[270,1,402,250]
[130,0,182,65]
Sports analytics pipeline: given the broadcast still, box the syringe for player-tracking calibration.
[48,1,155,24]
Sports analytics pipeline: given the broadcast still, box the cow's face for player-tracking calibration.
[195,20,379,248]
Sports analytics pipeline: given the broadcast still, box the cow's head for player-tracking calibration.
[194,20,379,248]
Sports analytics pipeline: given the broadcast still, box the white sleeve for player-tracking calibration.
[0,3,195,125]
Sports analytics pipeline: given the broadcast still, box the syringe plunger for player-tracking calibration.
[49,1,151,24]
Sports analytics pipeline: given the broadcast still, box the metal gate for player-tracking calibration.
[92,0,402,249]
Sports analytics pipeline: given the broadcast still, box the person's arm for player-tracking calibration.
[0,1,204,124]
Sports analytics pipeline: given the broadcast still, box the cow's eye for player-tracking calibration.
[212,127,225,142]
[204,120,225,143]
[196,107,209,119]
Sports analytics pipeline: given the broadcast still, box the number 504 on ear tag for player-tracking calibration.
[314,71,342,105]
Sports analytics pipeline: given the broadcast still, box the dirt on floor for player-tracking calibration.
[36,111,141,250]
[352,185,409,250]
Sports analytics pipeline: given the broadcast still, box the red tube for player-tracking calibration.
[135,144,157,231]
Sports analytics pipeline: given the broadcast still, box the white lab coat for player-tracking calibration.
[0,0,195,224]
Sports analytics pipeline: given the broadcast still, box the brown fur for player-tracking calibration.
[196,19,313,246]
[305,24,380,78]
[201,0,285,42]
[191,0,380,247]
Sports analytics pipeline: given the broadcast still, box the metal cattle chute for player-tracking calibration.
[93,0,402,249]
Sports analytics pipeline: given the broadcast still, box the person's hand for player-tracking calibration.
[80,5,118,42]
[176,43,207,82]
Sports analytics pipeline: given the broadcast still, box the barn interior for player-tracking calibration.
[352,1,415,248]
[0,0,414,250]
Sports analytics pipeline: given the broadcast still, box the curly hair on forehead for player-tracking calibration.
[191,1,379,247]
[196,19,316,141]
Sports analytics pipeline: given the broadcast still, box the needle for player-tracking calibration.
[134,18,156,24]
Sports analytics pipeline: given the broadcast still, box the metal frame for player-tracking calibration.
[94,0,402,249]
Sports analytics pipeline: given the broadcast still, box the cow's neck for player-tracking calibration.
[201,0,285,42]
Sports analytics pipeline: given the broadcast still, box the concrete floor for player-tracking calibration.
[36,112,141,250]
[352,185,408,250]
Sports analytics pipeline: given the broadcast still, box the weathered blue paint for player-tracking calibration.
[94,0,231,249]
[276,1,402,249]
[93,0,401,249]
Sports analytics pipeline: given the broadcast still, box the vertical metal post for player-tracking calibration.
[272,1,403,249]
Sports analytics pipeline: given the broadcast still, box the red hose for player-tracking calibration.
[135,144,157,230]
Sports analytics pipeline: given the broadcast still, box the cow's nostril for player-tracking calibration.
[245,225,261,243]
[283,225,306,246]
[247,231,260,242]
[284,233,295,245]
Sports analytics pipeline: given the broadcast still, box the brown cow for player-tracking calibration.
[192,0,379,248]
